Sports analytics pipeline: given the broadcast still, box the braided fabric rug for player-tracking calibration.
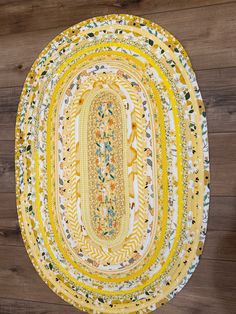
[16,14,210,313]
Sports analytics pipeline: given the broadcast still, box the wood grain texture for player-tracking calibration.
[0,0,234,36]
[0,132,235,195]
[1,2,236,87]
[0,0,235,313]
[1,196,235,261]
[0,246,235,313]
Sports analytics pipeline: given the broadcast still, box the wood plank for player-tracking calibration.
[0,86,21,112]
[209,133,236,196]
[0,0,234,36]
[1,132,235,194]
[0,298,78,314]
[0,112,16,141]
[1,2,236,87]
[160,293,236,314]
[209,196,236,231]
[0,246,67,305]
[0,141,15,193]
[0,193,16,218]
[1,67,236,134]
[0,196,235,262]
[0,1,235,313]
[146,2,236,71]
[198,67,236,133]
[1,223,235,262]
[0,292,235,314]
[203,230,236,261]
[181,259,236,303]
[0,218,22,247]
[0,245,235,309]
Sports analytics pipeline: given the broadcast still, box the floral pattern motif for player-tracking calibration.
[15,14,210,314]
[88,91,125,240]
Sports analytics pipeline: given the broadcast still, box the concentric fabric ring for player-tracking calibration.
[15,14,210,313]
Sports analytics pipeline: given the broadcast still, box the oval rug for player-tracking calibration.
[15,14,210,313]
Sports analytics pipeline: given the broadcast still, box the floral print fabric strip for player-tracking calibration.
[15,14,210,313]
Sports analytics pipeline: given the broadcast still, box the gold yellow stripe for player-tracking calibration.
[79,87,130,247]
[43,43,181,294]
[46,48,169,285]
[15,14,206,312]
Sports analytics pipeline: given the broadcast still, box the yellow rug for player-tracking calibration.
[16,14,210,313]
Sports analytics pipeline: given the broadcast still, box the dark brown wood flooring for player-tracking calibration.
[0,1,235,313]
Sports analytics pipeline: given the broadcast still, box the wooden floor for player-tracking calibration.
[0,0,236,313]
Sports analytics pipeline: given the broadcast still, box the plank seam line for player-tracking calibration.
[0,1,236,39]
[143,0,236,17]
